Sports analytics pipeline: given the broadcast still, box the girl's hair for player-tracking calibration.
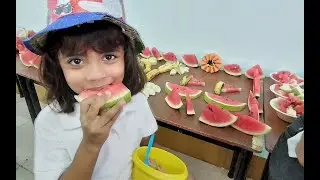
[40,21,146,113]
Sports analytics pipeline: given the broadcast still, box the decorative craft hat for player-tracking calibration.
[23,0,144,55]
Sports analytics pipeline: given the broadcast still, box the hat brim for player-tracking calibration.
[23,12,144,55]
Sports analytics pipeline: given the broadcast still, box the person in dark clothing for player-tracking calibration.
[268,115,304,180]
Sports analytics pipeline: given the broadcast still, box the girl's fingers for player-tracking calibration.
[98,99,126,127]
[80,94,110,123]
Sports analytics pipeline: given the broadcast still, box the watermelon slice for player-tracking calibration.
[165,82,202,99]
[204,92,246,112]
[140,47,152,58]
[186,94,195,115]
[223,64,242,76]
[165,88,183,109]
[231,113,271,136]
[151,47,163,60]
[248,91,263,114]
[181,54,199,67]
[163,52,178,63]
[214,81,241,95]
[199,104,238,127]
[74,83,132,110]
[17,37,41,69]
[253,77,261,97]
[244,65,264,79]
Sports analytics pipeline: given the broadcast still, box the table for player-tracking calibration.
[148,61,265,180]
[260,78,291,180]
[16,56,265,180]
[16,56,42,122]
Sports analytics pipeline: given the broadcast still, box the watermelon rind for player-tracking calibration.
[181,54,199,68]
[180,75,192,86]
[199,112,238,127]
[101,89,132,110]
[204,92,246,112]
[165,82,202,99]
[231,115,271,136]
[151,47,164,60]
[214,81,224,95]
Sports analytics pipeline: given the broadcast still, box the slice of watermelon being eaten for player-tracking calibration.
[165,82,202,99]
[165,88,183,109]
[74,83,132,110]
[186,94,195,115]
[232,113,271,136]
[204,92,246,112]
[223,64,242,76]
[199,104,238,127]
[163,52,178,63]
[181,54,199,67]
[245,64,264,79]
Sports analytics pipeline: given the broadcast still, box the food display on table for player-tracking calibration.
[136,47,304,136]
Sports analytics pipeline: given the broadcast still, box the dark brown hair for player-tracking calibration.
[40,21,146,113]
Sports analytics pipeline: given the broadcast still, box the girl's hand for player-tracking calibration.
[79,94,125,150]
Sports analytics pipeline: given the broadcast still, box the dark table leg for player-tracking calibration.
[25,79,41,118]
[16,75,37,122]
[261,153,270,180]
[16,76,24,98]
[234,149,253,180]
[228,148,240,178]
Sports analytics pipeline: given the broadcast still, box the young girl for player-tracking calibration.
[24,12,158,180]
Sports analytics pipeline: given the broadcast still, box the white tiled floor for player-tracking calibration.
[16,94,252,180]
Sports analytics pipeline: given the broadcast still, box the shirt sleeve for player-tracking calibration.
[33,109,72,180]
[138,94,158,138]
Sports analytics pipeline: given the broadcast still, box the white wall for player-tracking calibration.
[125,0,304,77]
[16,0,48,32]
[16,0,304,77]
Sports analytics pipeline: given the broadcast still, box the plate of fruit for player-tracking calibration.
[270,95,304,123]
[270,71,304,86]
[269,83,304,101]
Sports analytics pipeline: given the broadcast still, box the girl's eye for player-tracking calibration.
[103,55,116,61]
[68,58,83,65]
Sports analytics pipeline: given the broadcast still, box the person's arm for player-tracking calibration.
[295,132,304,167]
[59,141,101,180]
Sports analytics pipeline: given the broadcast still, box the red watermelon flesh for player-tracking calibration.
[221,83,241,93]
[245,64,264,79]
[151,47,163,60]
[162,52,178,63]
[295,104,304,115]
[223,64,242,76]
[165,88,183,109]
[186,95,195,115]
[248,91,263,113]
[74,83,132,109]
[289,74,304,84]
[140,47,152,58]
[187,76,205,87]
[165,82,202,99]
[253,77,261,97]
[181,54,199,67]
[231,114,271,136]
[199,104,238,127]
[249,103,260,121]
[17,37,41,69]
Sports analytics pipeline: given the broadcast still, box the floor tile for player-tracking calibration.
[16,166,34,180]
[16,121,34,172]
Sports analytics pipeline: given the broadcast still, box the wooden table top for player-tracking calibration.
[263,78,290,152]
[16,56,41,83]
[148,61,265,153]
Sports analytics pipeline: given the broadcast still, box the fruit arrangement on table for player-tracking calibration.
[138,47,296,137]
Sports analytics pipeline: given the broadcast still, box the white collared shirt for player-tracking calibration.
[34,92,158,180]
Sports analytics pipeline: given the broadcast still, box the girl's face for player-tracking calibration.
[58,47,125,94]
